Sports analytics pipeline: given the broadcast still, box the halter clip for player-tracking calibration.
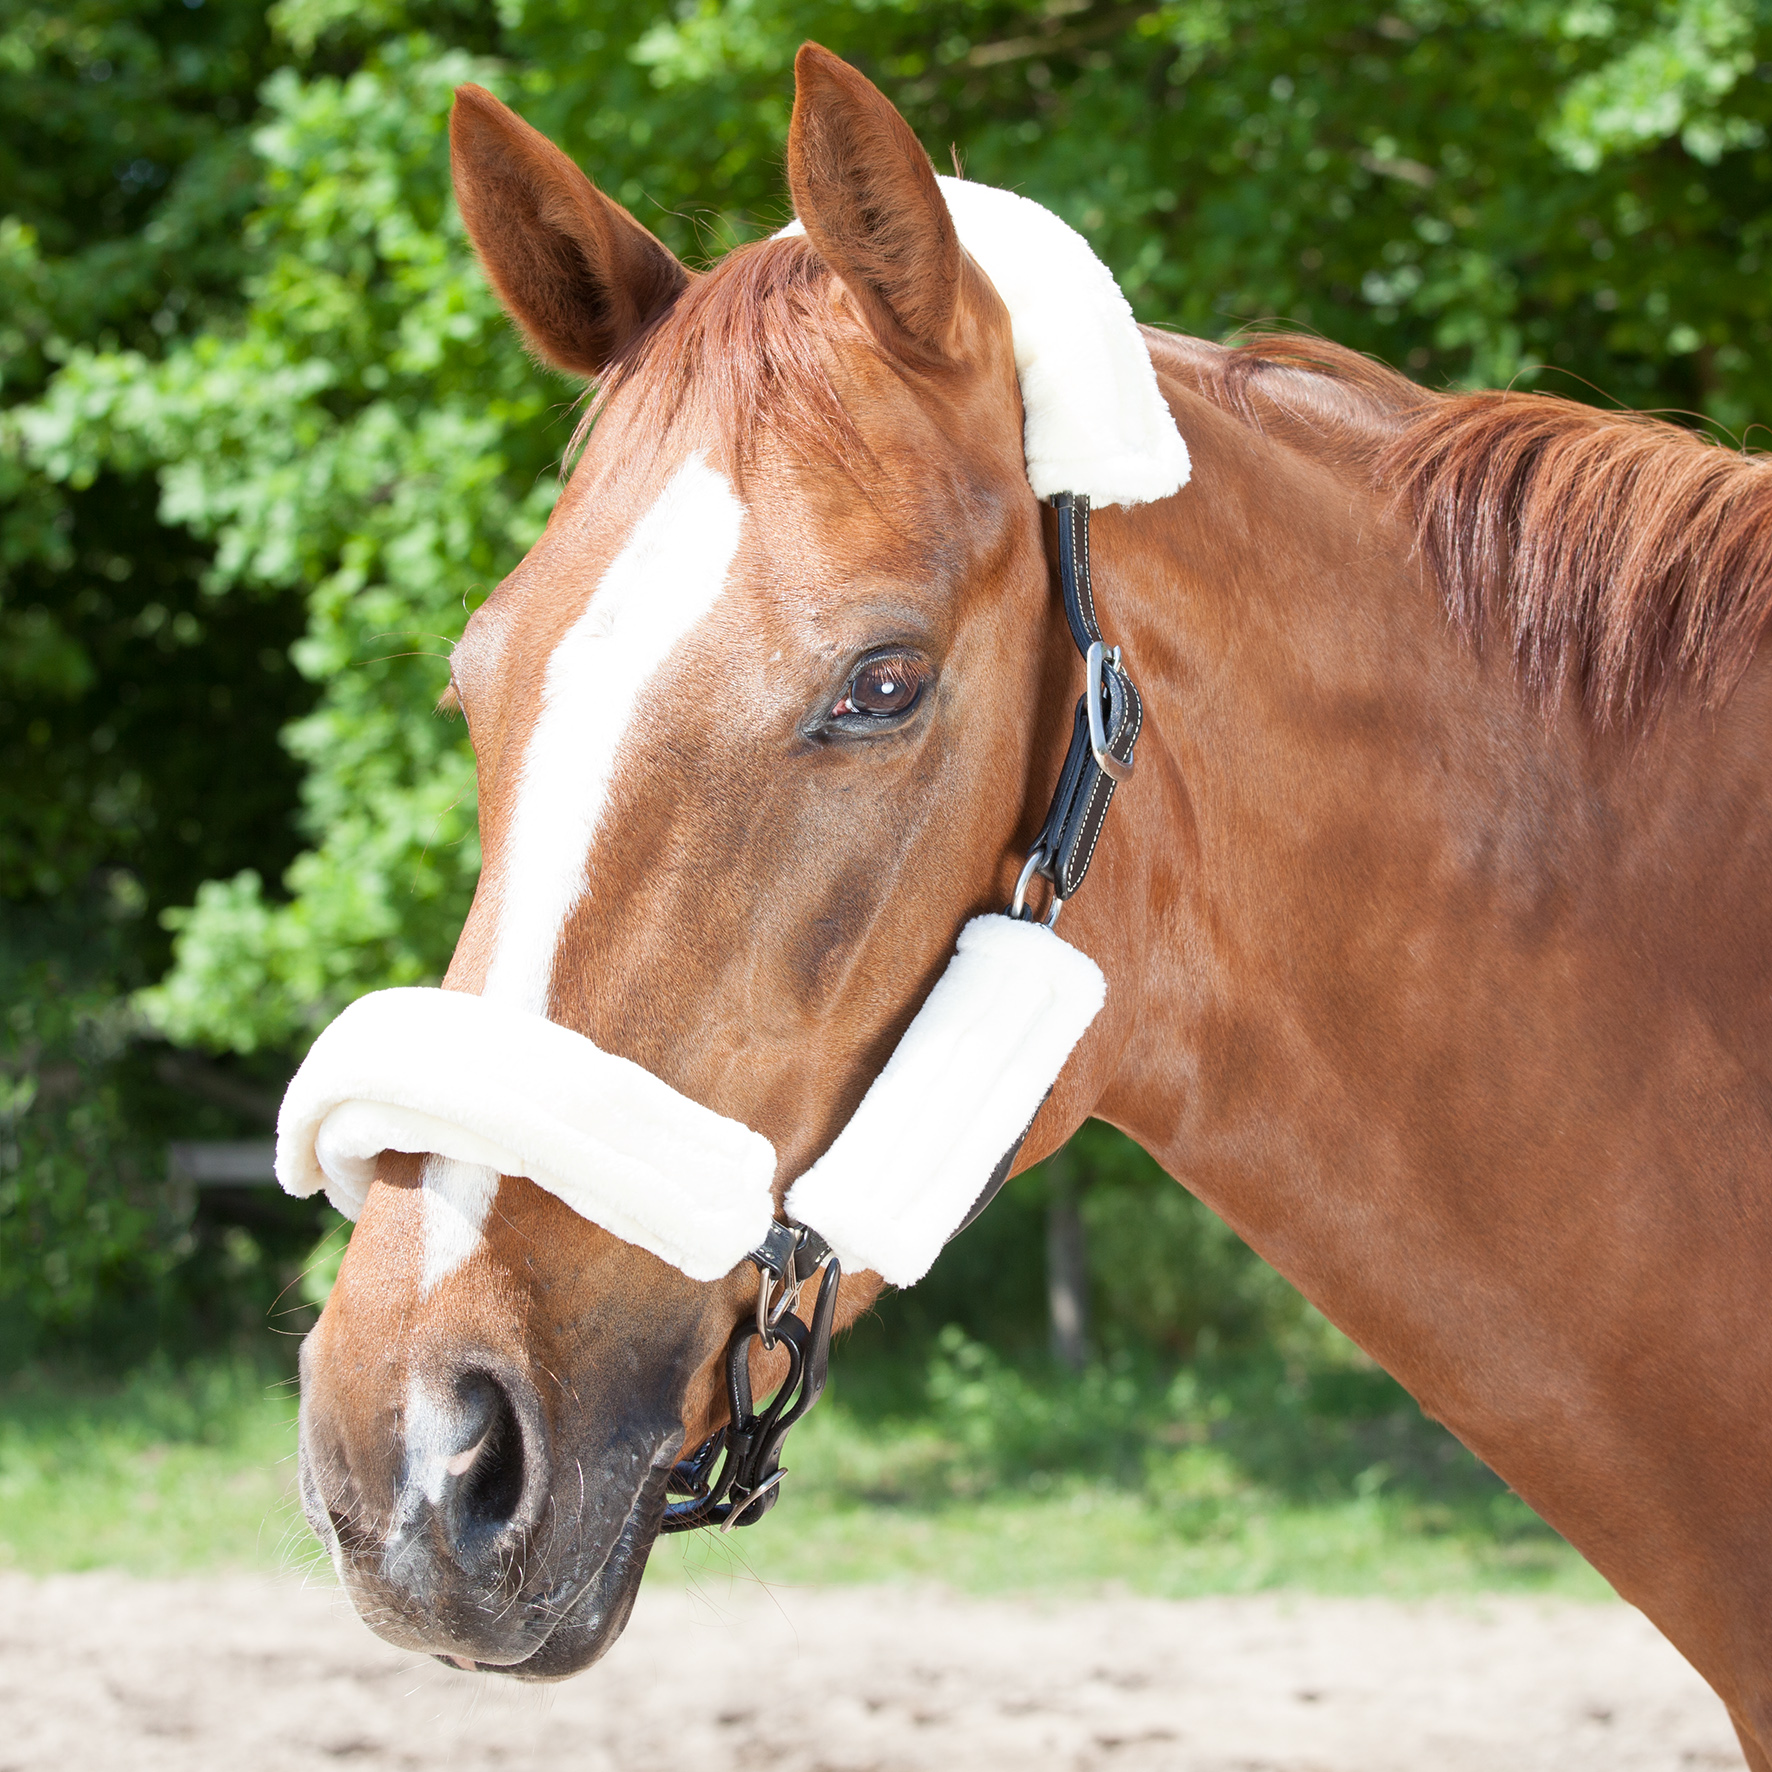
[660,1223,839,1535]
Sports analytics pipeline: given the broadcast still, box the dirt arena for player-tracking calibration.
[0,1571,1743,1771]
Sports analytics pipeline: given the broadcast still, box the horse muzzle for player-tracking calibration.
[295,1324,681,1678]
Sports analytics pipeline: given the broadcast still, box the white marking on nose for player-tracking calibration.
[481,454,746,1014]
[400,1372,472,1516]
[419,1154,499,1295]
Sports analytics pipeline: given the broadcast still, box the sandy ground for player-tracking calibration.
[0,1571,1745,1772]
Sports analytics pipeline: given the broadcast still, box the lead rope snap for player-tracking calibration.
[659,1224,839,1534]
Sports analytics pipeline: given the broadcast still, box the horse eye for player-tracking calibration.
[831,655,928,721]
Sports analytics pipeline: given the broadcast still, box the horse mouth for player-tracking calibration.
[430,1460,672,1681]
[301,1412,676,1681]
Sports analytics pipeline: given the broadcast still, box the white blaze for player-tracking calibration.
[416,457,744,1289]
[480,454,746,1014]
[419,1154,499,1295]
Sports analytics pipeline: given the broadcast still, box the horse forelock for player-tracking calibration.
[569,234,879,485]
[1187,332,1772,728]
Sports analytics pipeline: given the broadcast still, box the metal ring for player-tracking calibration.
[755,1263,793,1348]
[1010,851,1063,927]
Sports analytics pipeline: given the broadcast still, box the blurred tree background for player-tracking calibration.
[6,0,1772,1391]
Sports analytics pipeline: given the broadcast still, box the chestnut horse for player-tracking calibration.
[295,41,1772,1759]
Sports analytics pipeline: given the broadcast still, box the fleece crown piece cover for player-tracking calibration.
[275,919,1105,1286]
[782,176,1190,508]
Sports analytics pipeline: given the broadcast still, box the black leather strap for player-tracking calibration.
[1055,488,1104,652]
[958,493,1143,1238]
[1022,494,1142,907]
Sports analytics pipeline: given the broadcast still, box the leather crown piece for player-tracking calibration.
[1029,493,1142,906]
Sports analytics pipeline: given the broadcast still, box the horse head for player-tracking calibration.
[288,45,1164,1675]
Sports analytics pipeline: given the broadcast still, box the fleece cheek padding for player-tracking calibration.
[274,987,780,1284]
[784,915,1106,1287]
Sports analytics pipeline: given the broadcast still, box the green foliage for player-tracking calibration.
[849,1326,1507,1523]
[0,912,335,1357]
[0,0,303,1345]
[0,950,171,1332]
[1072,1121,1334,1361]
[860,1119,1346,1371]
[0,0,270,375]
[1548,0,1762,169]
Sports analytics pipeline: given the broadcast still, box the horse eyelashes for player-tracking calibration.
[832,653,931,721]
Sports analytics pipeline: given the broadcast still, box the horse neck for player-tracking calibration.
[1060,364,1772,1673]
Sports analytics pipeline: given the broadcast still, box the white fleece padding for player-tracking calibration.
[274,987,778,1283]
[781,175,1189,508]
[784,916,1106,1287]
[276,918,1105,1287]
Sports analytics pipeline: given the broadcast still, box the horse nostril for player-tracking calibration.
[445,1372,528,1551]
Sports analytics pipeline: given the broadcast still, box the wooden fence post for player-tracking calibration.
[1046,1145,1089,1371]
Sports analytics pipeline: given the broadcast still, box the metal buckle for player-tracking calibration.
[718,1468,786,1532]
[1085,641,1134,783]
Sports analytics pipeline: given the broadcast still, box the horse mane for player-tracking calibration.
[583,246,1772,727]
[575,234,872,479]
[1199,334,1772,726]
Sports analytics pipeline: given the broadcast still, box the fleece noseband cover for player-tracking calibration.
[275,916,1104,1286]
[275,986,778,1283]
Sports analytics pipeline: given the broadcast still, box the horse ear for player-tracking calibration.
[786,44,962,361]
[449,84,689,380]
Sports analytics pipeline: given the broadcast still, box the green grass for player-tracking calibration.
[663,1489,1609,1600]
[0,1360,310,1576]
[655,1343,1612,1601]
[0,1344,1611,1600]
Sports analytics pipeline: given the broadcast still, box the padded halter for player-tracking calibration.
[275,177,1190,1288]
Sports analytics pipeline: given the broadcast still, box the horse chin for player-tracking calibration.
[448,1466,668,1681]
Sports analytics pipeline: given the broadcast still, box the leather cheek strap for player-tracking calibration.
[1028,491,1143,905]
[955,491,1144,1240]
